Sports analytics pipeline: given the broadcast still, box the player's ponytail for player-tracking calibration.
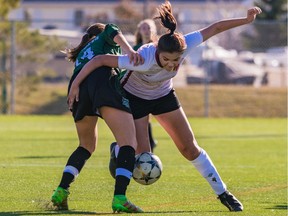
[154,0,186,53]
[64,23,105,62]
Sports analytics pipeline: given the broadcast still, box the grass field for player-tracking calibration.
[0,116,286,216]
[11,83,287,117]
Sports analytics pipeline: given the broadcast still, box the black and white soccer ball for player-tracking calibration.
[133,152,163,185]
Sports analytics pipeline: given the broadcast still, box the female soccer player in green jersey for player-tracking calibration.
[50,23,144,213]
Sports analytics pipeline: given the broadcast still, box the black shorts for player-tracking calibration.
[124,89,181,119]
[68,67,131,122]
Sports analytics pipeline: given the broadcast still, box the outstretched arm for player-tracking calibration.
[114,33,143,65]
[67,54,119,109]
[200,7,262,41]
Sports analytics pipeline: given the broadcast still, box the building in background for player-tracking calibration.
[7,0,287,88]
[9,0,247,31]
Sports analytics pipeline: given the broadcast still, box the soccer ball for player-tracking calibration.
[133,152,163,185]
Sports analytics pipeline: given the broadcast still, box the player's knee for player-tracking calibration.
[79,140,96,154]
[178,139,200,160]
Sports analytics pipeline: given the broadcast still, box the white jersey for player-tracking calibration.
[118,31,203,100]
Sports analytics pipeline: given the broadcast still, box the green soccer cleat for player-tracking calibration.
[51,186,70,210]
[112,195,143,213]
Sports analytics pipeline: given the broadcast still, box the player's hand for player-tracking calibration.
[127,49,144,66]
[67,82,79,111]
[246,7,262,23]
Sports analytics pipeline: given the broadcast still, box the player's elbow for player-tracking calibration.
[91,54,118,68]
[202,22,222,41]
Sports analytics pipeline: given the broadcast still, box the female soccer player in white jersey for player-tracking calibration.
[68,1,262,212]
[50,23,143,213]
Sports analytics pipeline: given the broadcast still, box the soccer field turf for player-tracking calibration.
[0,116,286,216]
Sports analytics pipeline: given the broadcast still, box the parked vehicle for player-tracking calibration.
[186,58,265,86]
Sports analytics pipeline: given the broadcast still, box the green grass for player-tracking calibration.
[0,116,287,216]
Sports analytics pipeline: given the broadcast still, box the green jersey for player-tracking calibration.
[73,24,122,75]
[133,43,143,51]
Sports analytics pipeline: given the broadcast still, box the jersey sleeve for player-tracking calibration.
[118,44,153,72]
[118,55,147,72]
[183,31,203,56]
[133,43,142,51]
[103,23,121,46]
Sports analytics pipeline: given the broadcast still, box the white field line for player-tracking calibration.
[0,163,103,168]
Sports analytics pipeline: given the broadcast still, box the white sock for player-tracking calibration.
[114,144,120,158]
[191,149,226,195]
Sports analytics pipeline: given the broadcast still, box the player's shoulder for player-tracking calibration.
[104,23,120,31]
[137,43,156,57]
[184,30,202,39]
[138,43,157,67]
[140,42,156,49]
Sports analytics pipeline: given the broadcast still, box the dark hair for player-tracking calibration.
[64,23,105,62]
[154,0,186,53]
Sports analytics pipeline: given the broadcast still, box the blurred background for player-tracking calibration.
[0,0,287,117]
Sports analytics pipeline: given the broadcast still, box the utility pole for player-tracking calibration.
[1,36,7,114]
[203,43,210,118]
[143,0,149,19]
[10,21,16,114]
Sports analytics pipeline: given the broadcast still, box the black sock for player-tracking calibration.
[59,146,91,189]
[114,145,135,195]
[148,122,156,151]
